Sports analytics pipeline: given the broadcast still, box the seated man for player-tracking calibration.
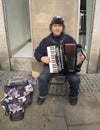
[34,16,85,105]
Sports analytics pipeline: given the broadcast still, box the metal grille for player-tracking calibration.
[48,74,67,96]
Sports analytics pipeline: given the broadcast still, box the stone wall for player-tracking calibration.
[30,0,79,50]
[30,0,79,73]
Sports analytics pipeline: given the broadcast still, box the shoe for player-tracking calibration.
[37,97,45,105]
[69,96,78,105]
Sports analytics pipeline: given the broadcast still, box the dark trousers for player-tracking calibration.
[38,66,80,98]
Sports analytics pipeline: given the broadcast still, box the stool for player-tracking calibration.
[48,74,68,96]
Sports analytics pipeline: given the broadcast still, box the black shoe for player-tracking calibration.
[69,96,78,105]
[37,97,45,105]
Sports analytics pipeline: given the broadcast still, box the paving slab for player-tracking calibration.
[93,92,100,104]
[64,92,100,125]
[44,116,68,130]
[0,103,47,130]
[69,124,100,130]
[45,96,67,116]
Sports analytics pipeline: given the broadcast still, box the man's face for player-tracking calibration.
[51,24,63,37]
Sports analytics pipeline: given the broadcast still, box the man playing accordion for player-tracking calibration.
[34,16,85,105]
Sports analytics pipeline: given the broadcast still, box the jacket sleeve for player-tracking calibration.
[34,39,46,62]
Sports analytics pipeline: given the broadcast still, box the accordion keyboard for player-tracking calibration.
[47,46,59,73]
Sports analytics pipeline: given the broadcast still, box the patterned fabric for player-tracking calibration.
[1,79,34,121]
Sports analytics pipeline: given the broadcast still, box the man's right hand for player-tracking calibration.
[41,56,50,64]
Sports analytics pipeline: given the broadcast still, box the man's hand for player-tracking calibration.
[41,56,50,64]
[77,52,85,63]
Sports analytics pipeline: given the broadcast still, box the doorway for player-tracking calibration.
[3,0,32,58]
[79,0,96,73]
[79,0,86,49]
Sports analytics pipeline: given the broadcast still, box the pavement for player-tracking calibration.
[0,70,100,130]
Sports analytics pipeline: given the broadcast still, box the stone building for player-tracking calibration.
[0,0,100,73]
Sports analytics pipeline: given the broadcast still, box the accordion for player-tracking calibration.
[47,43,85,73]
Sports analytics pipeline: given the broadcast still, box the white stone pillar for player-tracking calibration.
[0,0,10,70]
[88,0,100,73]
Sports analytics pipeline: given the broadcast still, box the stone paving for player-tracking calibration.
[79,74,100,92]
[0,71,100,92]
[0,70,100,130]
[0,70,32,84]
